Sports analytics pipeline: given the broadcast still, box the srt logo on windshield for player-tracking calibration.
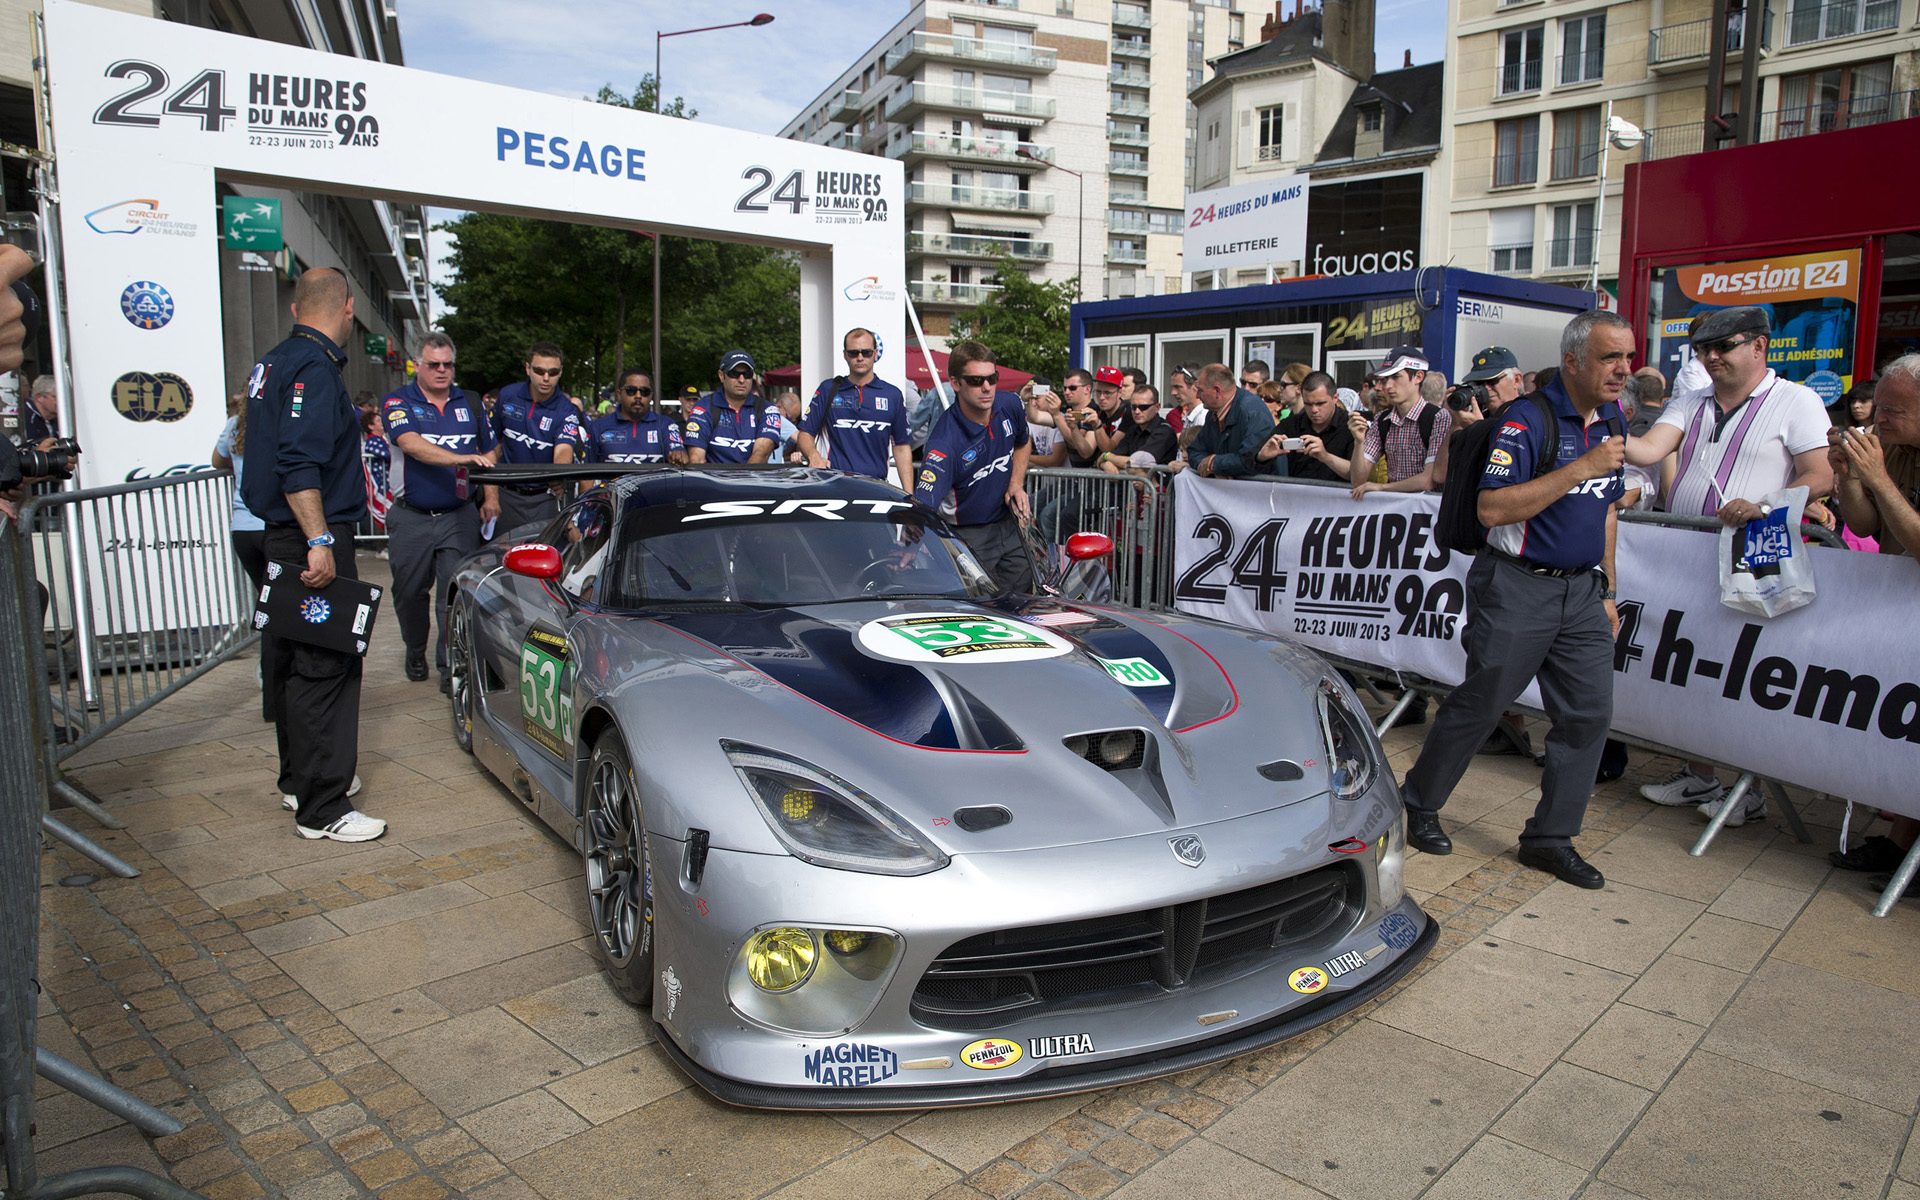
[683,498,915,522]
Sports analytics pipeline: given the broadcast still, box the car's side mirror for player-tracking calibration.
[503,543,563,580]
[1066,532,1114,562]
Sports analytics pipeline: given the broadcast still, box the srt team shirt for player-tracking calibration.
[381,382,498,510]
[684,393,778,463]
[916,391,1030,526]
[1481,379,1623,572]
[586,410,683,463]
[491,381,582,465]
[800,376,909,479]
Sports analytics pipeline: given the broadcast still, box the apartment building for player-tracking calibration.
[1445,0,1920,295]
[780,0,1248,340]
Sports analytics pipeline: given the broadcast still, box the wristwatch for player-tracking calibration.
[1600,589,1618,601]
[307,532,336,548]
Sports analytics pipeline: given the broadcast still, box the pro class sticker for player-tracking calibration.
[960,1038,1023,1070]
[858,613,1073,665]
[1094,655,1169,687]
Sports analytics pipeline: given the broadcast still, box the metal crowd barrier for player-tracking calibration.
[12,470,257,852]
[1024,465,1178,610]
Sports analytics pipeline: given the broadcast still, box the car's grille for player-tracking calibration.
[911,862,1363,1029]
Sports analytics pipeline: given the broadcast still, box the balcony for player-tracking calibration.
[1638,121,1707,160]
[1760,87,1916,140]
[389,289,423,321]
[1545,235,1596,272]
[892,131,1054,168]
[906,183,1055,214]
[1108,189,1150,206]
[1108,126,1150,147]
[908,232,1053,262]
[826,130,861,151]
[1492,149,1539,187]
[1108,96,1151,119]
[886,31,1058,76]
[400,218,424,255]
[1112,38,1151,59]
[1556,48,1604,86]
[908,280,1004,306]
[1109,68,1152,89]
[1112,4,1151,29]
[1785,0,1897,44]
[1106,245,1148,265]
[885,82,1056,125]
[829,89,864,121]
[1649,9,1771,67]
[1497,59,1543,96]
[1548,142,1600,180]
[1108,155,1150,176]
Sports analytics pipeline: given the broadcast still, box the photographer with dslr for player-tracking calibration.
[1432,347,1521,487]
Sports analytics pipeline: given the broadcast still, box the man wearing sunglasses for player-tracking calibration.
[915,341,1034,591]
[797,328,912,486]
[1099,384,1177,474]
[686,349,779,465]
[585,369,686,467]
[1625,305,1834,821]
[490,341,581,535]
[381,332,498,690]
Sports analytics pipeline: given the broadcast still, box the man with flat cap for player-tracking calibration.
[1626,305,1834,822]
[686,350,779,464]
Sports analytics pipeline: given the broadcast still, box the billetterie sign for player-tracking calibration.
[1182,173,1310,275]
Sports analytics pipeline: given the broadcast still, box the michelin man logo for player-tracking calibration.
[661,966,682,1019]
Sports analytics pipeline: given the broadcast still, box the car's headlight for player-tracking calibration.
[1317,679,1381,801]
[729,923,903,1035]
[723,742,949,876]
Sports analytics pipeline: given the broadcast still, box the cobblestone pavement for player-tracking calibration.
[24,557,1920,1200]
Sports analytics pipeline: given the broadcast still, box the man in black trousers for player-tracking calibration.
[241,268,385,842]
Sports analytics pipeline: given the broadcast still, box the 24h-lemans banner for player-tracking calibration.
[1172,475,1920,821]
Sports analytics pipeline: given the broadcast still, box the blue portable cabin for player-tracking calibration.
[1069,268,1598,393]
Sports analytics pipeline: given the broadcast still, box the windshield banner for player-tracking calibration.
[1173,475,1920,819]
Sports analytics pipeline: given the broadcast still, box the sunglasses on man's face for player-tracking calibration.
[726,369,755,380]
[1131,403,1157,412]
[528,366,561,378]
[420,360,454,371]
[1695,335,1756,358]
[621,386,652,397]
[956,372,999,387]
[843,346,877,358]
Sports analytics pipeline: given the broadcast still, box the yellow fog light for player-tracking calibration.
[780,788,819,824]
[745,927,817,992]
[824,930,871,956]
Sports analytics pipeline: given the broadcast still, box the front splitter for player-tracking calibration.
[652,909,1437,1111]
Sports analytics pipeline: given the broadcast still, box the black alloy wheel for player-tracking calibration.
[584,732,654,1006]
[449,599,477,755]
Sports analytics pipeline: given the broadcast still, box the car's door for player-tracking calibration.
[492,495,614,763]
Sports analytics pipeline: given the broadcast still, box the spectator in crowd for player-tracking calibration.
[1122,366,1149,404]
[1347,346,1453,500]
[1628,306,1835,822]
[798,329,912,484]
[1612,376,1659,512]
[1058,368,1122,471]
[1280,362,1311,410]
[773,391,806,463]
[360,406,392,534]
[1092,365,1129,430]
[1628,366,1669,436]
[381,331,496,690]
[585,369,685,467]
[1239,360,1271,391]
[915,341,1032,590]
[687,350,779,465]
[1432,347,1524,489]
[1023,380,1068,468]
[490,341,580,534]
[1832,379,1876,432]
[1168,363,1206,434]
[1399,309,1630,889]
[1101,383,1177,474]
[1420,369,1450,409]
[1522,370,1538,393]
[1259,370,1354,481]
[1258,380,1288,425]
[228,391,244,418]
[1189,364,1278,479]
[21,373,58,448]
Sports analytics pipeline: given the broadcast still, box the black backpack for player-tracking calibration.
[1434,392,1623,555]
[1374,403,1439,463]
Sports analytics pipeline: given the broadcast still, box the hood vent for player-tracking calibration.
[1064,729,1146,772]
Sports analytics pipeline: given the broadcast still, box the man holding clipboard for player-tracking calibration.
[241,268,386,842]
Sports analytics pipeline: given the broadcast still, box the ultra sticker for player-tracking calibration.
[1323,949,1367,979]
[1288,966,1328,994]
[802,1043,899,1087]
[517,628,575,757]
[960,1038,1023,1070]
[1028,1033,1095,1060]
[858,613,1073,665]
[1095,655,1169,687]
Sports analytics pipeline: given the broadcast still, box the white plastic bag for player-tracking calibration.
[1719,485,1816,618]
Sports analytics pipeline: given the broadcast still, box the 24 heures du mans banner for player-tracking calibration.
[1172,475,1920,821]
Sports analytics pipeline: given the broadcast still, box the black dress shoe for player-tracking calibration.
[1518,845,1604,889]
[1406,808,1452,855]
[405,650,428,682]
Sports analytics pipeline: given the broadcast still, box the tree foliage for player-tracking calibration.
[950,255,1078,385]
[434,76,799,401]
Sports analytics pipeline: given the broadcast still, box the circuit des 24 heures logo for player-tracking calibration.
[93,62,380,148]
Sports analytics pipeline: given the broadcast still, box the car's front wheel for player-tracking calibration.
[448,597,477,755]
[583,731,654,1006]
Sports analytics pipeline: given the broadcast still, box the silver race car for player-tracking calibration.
[447,464,1432,1108]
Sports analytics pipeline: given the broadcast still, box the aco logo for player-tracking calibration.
[111,371,194,423]
[960,1038,1023,1070]
[120,281,175,331]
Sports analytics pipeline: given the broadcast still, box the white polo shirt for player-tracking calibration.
[1656,369,1830,517]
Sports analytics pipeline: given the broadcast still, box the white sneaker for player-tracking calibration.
[282,773,361,812]
[295,809,387,842]
[1640,770,1723,807]
[1698,793,1767,827]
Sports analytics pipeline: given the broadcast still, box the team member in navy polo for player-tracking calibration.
[1398,309,1630,890]
[381,331,497,690]
[685,349,778,465]
[797,328,912,485]
[490,341,581,534]
[586,368,686,465]
[915,340,1034,591]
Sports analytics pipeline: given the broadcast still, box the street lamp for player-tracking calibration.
[651,14,776,397]
[1017,145,1082,302]
[1586,102,1645,295]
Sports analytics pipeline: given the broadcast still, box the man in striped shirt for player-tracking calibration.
[1626,305,1834,820]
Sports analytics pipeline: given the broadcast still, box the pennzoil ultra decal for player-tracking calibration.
[959,1038,1023,1070]
[517,627,574,757]
[858,613,1073,665]
[1288,966,1328,994]
[1028,1033,1095,1061]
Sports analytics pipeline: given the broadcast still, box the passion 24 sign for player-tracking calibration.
[1173,475,1920,820]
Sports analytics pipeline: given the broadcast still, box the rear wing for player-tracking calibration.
[467,462,803,488]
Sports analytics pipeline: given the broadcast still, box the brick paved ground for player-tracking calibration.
[23,555,1920,1200]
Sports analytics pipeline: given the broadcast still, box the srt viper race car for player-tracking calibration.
[448,463,1433,1108]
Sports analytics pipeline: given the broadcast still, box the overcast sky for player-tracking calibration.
[405,0,1448,296]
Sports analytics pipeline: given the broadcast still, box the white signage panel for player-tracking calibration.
[1181,173,1310,276]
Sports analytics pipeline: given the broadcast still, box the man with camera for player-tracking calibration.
[1257,370,1352,481]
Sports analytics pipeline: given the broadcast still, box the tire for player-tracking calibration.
[583,732,654,1006]
[449,598,477,755]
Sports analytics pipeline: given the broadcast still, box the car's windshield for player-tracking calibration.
[608,499,1000,607]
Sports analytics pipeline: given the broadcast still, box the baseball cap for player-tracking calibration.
[719,349,758,374]
[1370,346,1429,378]
[1094,366,1125,387]
[1461,346,1519,383]
[1690,306,1771,346]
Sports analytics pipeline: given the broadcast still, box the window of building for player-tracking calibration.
[1559,12,1605,85]
[1258,105,1283,160]
[1188,37,1204,63]
[1189,68,1205,91]
[1773,59,1897,138]
[1189,7,1206,31]
[982,24,1035,46]
[1230,13,1245,41]
[1550,106,1602,179]
[1360,105,1383,132]
[1057,0,1074,14]
[984,73,1031,96]
[1146,208,1184,234]
[1548,202,1595,269]
[1494,114,1540,186]
[1499,25,1544,95]
[1489,207,1535,274]
[1787,0,1898,45]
